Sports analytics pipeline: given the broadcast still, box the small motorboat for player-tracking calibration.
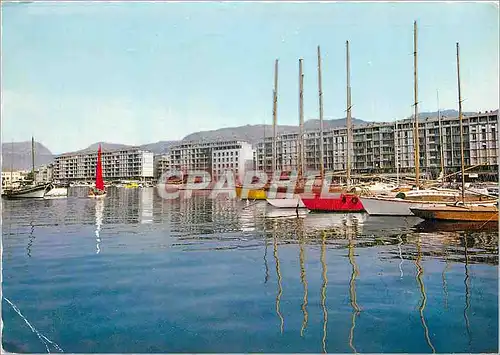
[266,197,306,208]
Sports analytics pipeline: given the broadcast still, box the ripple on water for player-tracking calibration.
[2,190,498,353]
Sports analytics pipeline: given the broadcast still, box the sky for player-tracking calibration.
[1,1,499,154]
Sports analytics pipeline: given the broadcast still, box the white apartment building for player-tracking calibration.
[255,110,499,179]
[169,140,255,181]
[53,147,154,182]
[1,170,29,187]
[35,164,54,184]
[211,141,254,182]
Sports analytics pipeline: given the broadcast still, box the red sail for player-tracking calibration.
[95,144,105,191]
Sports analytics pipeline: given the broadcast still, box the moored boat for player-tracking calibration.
[266,197,306,208]
[301,193,364,212]
[2,183,52,199]
[44,186,68,199]
[88,144,107,199]
[360,195,444,216]
[410,204,499,222]
[235,185,267,200]
[1,137,52,199]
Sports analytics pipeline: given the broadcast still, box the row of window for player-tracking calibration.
[215,151,239,157]
[215,162,238,169]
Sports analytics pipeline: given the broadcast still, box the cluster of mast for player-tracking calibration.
[270,41,353,187]
[268,21,466,197]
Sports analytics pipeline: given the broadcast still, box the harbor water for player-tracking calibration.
[2,187,498,353]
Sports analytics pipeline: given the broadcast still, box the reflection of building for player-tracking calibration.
[254,110,499,178]
[53,147,154,182]
[139,188,154,224]
[169,140,255,181]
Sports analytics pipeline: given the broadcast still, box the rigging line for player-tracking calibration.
[3,297,64,353]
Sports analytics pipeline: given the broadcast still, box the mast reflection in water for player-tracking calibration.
[95,199,104,254]
[415,238,436,353]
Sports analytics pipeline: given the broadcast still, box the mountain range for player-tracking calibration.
[0,109,490,170]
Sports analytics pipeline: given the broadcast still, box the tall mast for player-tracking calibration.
[317,46,325,178]
[413,21,420,188]
[31,136,35,183]
[346,40,352,188]
[456,42,465,203]
[299,58,305,178]
[263,110,266,173]
[272,59,279,175]
[437,90,445,184]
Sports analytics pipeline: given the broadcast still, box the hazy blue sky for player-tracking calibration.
[2,1,498,153]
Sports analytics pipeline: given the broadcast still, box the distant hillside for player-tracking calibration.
[70,142,132,154]
[182,117,368,144]
[139,141,179,154]
[69,141,180,155]
[418,109,478,119]
[1,141,53,171]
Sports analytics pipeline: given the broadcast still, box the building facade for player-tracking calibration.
[1,170,29,187]
[154,154,171,179]
[53,147,154,182]
[169,140,255,181]
[255,110,499,179]
[35,164,54,184]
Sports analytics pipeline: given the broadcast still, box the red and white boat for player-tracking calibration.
[301,193,364,212]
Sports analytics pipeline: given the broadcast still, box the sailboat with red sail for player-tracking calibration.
[89,144,106,198]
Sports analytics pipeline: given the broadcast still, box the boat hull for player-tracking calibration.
[235,186,267,200]
[301,193,364,212]
[359,197,427,216]
[410,205,499,222]
[2,184,50,199]
[266,197,306,208]
[360,195,497,216]
[88,187,107,199]
[44,187,68,199]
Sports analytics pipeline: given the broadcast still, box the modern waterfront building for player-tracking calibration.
[35,164,54,184]
[53,147,154,182]
[154,154,171,179]
[255,110,499,179]
[168,140,255,181]
[1,170,29,187]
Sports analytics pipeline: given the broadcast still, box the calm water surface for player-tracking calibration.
[2,187,498,353]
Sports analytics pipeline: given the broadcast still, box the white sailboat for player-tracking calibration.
[266,57,308,209]
[2,137,52,199]
[358,21,493,216]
